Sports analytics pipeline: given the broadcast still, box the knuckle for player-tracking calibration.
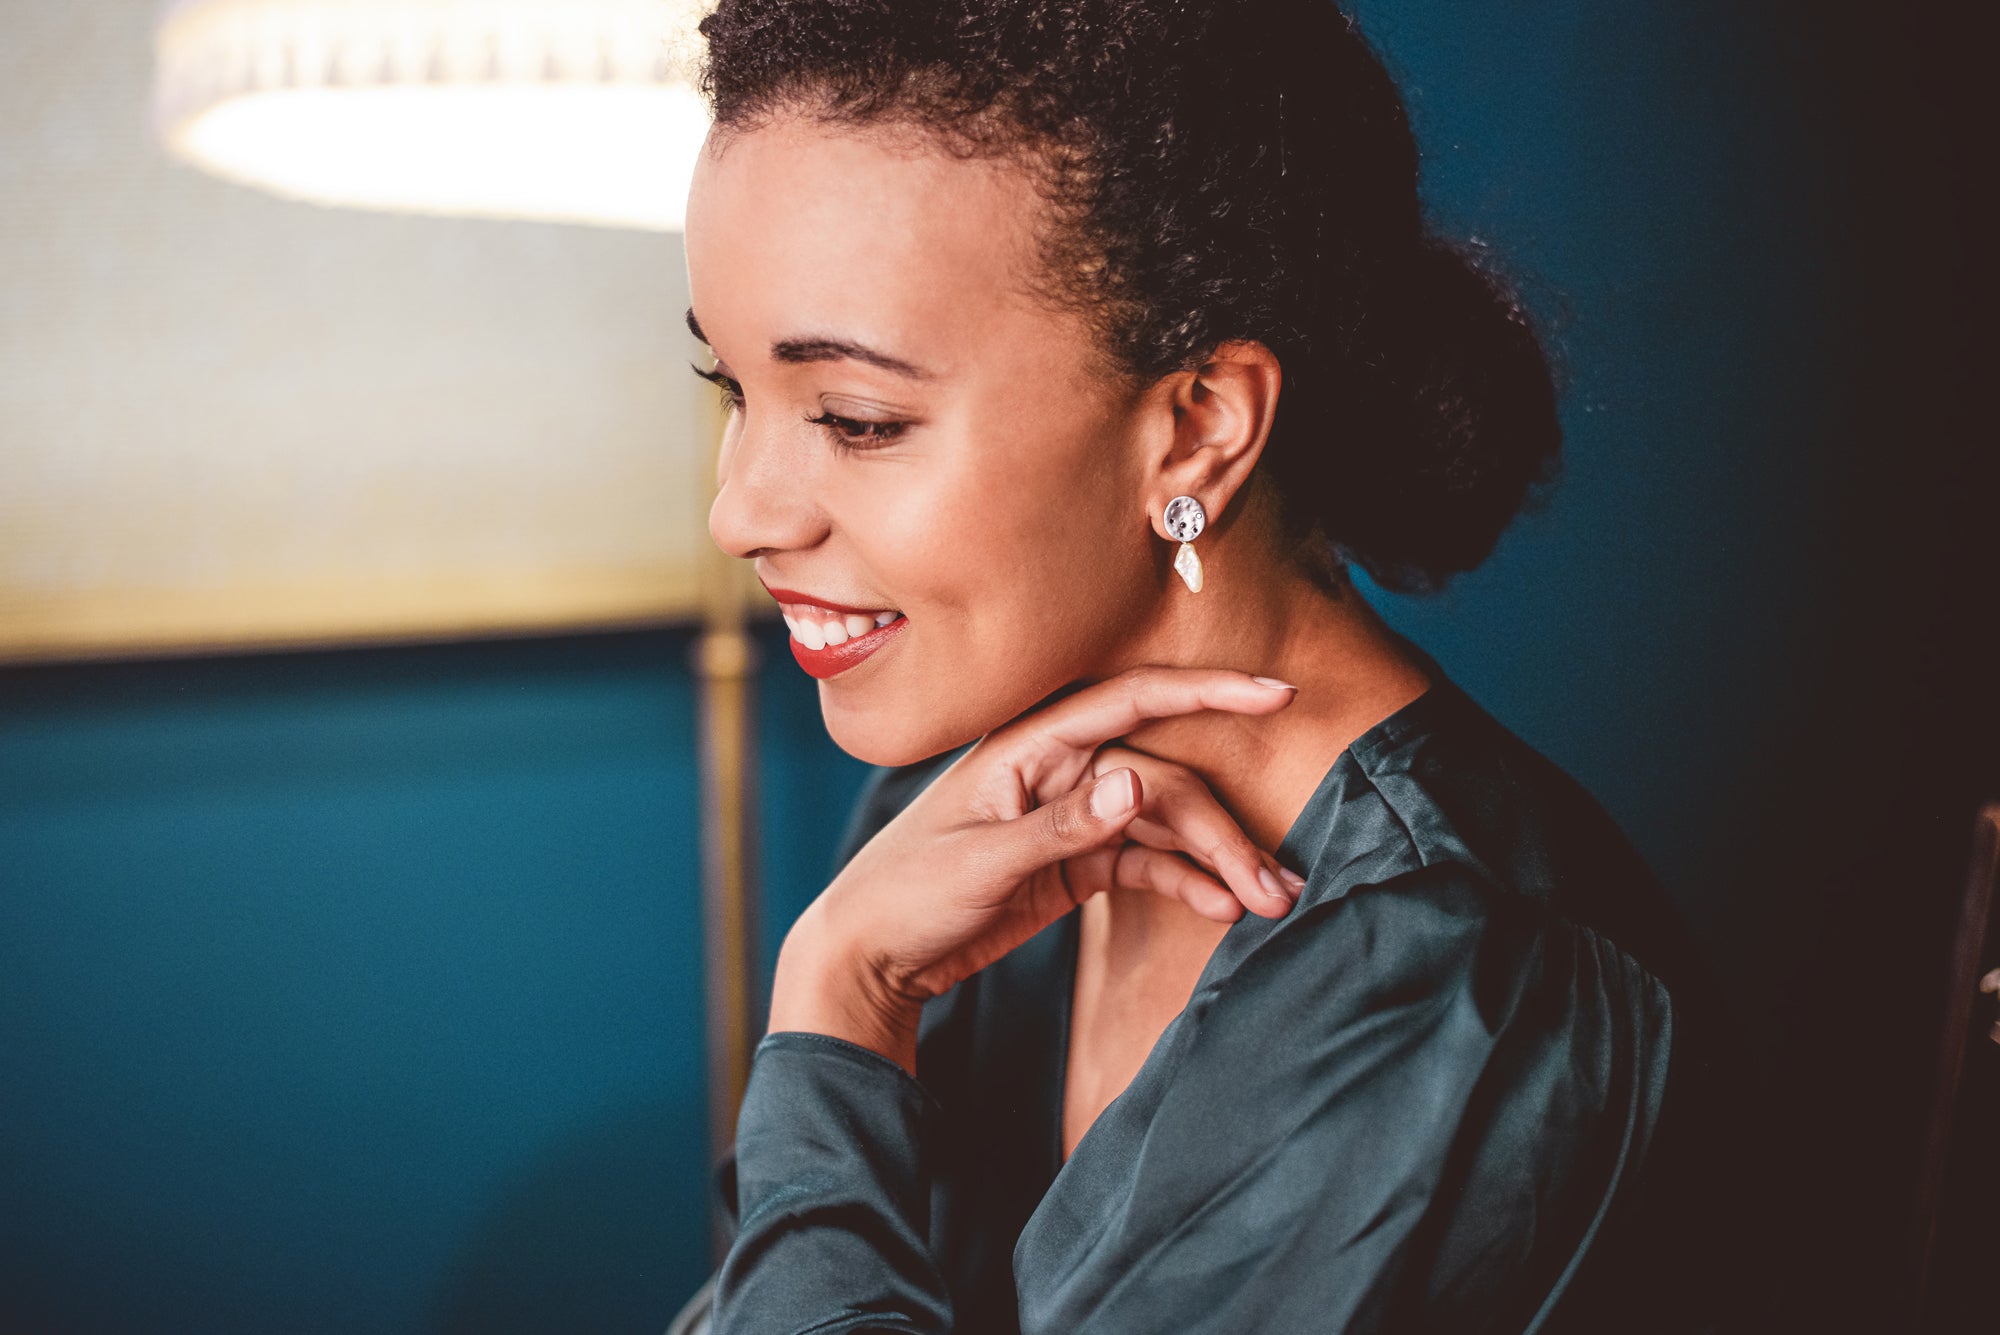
[1093,741,1137,767]
[1121,664,1165,711]
[1042,795,1089,850]
[1202,835,1256,874]
[1119,663,1160,691]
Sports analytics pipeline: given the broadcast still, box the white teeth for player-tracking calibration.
[784,605,903,648]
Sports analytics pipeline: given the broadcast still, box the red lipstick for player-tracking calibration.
[786,615,908,679]
[760,583,908,681]
[760,585,890,617]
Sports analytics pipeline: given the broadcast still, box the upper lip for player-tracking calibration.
[759,581,897,616]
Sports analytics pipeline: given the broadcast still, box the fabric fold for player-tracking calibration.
[698,662,1736,1333]
[711,1031,954,1335]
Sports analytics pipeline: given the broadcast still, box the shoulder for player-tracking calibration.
[1199,857,1676,1081]
[1197,673,1714,1122]
[1020,852,1689,1331]
[1296,675,1713,1012]
[1187,856,1680,1220]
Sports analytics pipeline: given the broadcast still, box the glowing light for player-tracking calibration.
[153,1,713,231]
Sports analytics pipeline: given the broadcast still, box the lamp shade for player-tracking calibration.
[152,0,713,231]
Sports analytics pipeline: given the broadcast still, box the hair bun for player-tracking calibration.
[1308,234,1563,595]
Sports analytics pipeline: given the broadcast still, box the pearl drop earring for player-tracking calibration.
[1164,495,1206,593]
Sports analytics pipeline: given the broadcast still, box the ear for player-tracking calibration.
[1146,339,1282,540]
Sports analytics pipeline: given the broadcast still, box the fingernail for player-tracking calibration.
[1090,769,1137,819]
[1279,867,1307,891]
[1257,866,1293,904]
[1252,676,1297,691]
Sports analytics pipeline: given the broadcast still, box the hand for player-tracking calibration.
[771,666,1306,1073]
[1063,739,1310,925]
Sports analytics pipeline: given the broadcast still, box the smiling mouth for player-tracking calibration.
[757,580,906,659]
[778,602,904,651]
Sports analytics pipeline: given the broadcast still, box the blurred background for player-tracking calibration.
[0,1,1987,1332]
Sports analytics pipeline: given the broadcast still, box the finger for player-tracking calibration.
[1128,815,1312,895]
[1107,843,1244,923]
[1125,815,1307,908]
[1099,758,1300,918]
[994,666,1298,770]
[992,767,1142,877]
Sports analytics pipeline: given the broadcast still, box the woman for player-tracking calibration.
[681,1,1740,1331]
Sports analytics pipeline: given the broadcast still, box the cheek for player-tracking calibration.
[920,435,1115,564]
[1013,506,1151,663]
[928,448,1143,661]
[815,445,1145,762]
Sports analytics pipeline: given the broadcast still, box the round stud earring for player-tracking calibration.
[1164,494,1206,593]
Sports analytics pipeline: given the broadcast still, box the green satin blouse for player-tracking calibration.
[703,662,1743,1334]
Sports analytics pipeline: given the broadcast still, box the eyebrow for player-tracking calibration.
[686,307,936,381]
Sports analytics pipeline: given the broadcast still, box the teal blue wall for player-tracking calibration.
[0,625,873,1332]
[0,1,1981,1330]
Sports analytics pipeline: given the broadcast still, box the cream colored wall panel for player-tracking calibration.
[0,1,719,661]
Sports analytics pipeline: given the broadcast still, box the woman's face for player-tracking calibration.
[685,117,1170,766]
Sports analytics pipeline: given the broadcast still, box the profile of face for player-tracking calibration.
[686,118,1267,768]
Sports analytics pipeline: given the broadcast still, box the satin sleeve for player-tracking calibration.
[707,756,969,1335]
[708,1030,953,1335]
[1012,859,1681,1334]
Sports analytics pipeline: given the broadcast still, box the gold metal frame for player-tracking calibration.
[688,390,766,1262]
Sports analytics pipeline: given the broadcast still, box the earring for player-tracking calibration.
[1164,495,1206,593]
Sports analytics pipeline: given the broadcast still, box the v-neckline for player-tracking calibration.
[1042,667,1463,1177]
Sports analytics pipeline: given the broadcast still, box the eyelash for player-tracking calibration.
[689,363,744,415]
[689,362,907,453]
[805,410,909,453]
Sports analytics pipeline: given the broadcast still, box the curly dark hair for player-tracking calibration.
[695,0,1561,595]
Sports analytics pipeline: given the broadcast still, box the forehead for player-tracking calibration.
[683,118,1052,372]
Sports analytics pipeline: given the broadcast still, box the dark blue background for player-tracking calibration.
[1,628,873,1332]
[0,1,1983,1330]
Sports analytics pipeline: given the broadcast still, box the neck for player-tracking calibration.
[1088,493,1437,857]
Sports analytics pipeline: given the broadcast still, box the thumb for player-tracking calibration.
[1001,767,1139,873]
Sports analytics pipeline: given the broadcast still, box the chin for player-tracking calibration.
[818,651,1078,767]
[819,689,994,769]
[821,700,940,769]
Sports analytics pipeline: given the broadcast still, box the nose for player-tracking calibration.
[706,414,827,560]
